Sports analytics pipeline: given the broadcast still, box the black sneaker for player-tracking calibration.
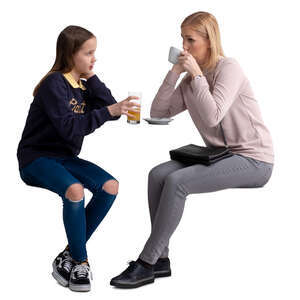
[69,262,93,292]
[110,260,155,289]
[52,248,75,287]
[154,257,171,278]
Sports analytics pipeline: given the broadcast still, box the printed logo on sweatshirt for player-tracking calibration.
[69,98,86,114]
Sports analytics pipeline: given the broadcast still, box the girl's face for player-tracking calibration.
[181,26,210,65]
[72,37,97,74]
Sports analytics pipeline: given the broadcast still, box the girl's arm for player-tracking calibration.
[83,74,120,120]
[38,73,116,142]
[150,70,187,118]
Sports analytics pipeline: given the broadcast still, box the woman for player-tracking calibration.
[17,25,139,292]
[110,11,274,289]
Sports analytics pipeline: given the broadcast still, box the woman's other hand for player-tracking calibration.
[171,61,185,75]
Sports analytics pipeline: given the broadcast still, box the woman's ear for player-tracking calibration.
[207,40,211,49]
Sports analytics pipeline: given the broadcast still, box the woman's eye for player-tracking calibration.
[188,39,194,42]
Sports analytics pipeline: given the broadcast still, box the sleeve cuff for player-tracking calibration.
[190,75,209,91]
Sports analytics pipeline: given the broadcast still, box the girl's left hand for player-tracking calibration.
[178,51,203,78]
[80,71,95,80]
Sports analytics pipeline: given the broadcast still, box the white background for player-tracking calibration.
[1,0,299,299]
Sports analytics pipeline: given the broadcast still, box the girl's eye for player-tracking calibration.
[188,39,194,42]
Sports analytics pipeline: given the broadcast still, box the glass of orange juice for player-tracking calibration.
[127,92,141,124]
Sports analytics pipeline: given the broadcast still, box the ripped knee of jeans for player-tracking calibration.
[65,183,84,202]
[102,179,119,195]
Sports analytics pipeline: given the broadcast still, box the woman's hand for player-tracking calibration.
[107,96,140,118]
[177,51,203,78]
[171,62,185,75]
[80,71,95,80]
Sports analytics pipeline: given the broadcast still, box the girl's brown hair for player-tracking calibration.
[33,25,95,97]
[181,11,225,72]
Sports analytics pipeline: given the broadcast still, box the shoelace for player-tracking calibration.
[62,258,74,273]
[61,251,74,273]
[125,261,138,272]
[73,264,90,279]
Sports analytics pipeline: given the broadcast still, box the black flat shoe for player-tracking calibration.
[154,257,171,278]
[110,260,155,289]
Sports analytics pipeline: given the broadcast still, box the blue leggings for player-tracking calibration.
[19,156,118,262]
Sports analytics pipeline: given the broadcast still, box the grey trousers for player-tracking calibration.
[138,154,274,264]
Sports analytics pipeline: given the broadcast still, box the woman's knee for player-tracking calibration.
[165,172,181,186]
[165,173,188,198]
[148,164,166,185]
[65,183,84,201]
[102,179,119,195]
[165,172,187,194]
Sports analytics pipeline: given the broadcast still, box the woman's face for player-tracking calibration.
[181,26,210,65]
[72,37,97,74]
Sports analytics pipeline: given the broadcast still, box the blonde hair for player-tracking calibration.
[181,11,225,72]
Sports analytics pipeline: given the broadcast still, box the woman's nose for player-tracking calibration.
[183,43,189,51]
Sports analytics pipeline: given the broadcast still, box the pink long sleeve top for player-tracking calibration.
[150,57,274,164]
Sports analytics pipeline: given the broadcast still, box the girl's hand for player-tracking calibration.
[80,71,95,80]
[107,96,141,118]
[177,50,203,78]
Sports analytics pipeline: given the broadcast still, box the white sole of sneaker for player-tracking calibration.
[52,261,69,287]
[69,283,91,292]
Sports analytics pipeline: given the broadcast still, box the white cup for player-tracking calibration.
[168,46,182,64]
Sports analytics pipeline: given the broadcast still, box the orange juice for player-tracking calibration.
[127,110,141,123]
[127,92,142,124]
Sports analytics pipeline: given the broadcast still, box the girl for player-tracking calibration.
[110,11,274,288]
[17,25,139,292]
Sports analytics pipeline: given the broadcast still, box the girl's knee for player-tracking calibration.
[102,179,119,195]
[65,183,84,201]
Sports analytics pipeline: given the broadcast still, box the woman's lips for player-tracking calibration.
[89,65,93,70]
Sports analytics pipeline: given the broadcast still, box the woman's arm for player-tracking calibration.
[150,69,187,118]
[190,59,245,127]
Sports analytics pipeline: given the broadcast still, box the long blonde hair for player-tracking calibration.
[32,25,95,97]
[181,11,225,72]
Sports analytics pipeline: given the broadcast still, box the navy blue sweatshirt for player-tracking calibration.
[17,71,120,170]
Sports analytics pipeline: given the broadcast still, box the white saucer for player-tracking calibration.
[143,117,174,125]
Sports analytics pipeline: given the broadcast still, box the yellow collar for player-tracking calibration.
[63,72,86,90]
